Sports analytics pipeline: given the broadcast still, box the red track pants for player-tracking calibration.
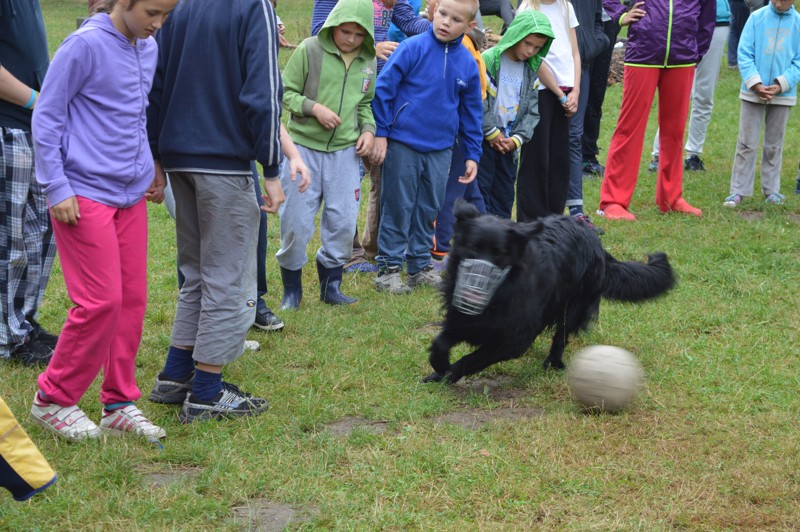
[599,65,695,212]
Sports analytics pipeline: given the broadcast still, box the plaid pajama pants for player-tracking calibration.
[0,127,56,357]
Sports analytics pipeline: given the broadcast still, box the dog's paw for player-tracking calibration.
[542,358,566,371]
[422,371,446,383]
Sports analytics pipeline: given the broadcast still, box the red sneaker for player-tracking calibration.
[597,204,636,221]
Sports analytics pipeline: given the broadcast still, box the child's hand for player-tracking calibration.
[278,23,286,35]
[145,163,167,204]
[370,137,388,165]
[376,41,399,61]
[488,132,507,153]
[356,131,374,157]
[288,156,311,193]
[261,178,286,213]
[426,0,438,21]
[753,83,777,101]
[312,103,342,129]
[499,137,517,153]
[564,91,579,116]
[50,196,80,225]
[621,2,646,25]
[459,160,478,184]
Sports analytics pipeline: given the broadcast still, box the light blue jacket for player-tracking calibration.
[738,3,800,106]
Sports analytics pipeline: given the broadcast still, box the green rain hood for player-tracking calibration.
[482,9,554,77]
[282,0,377,152]
[317,0,376,55]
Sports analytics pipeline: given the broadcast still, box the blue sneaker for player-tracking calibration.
[765,193,785,205]
[344,260,378,273]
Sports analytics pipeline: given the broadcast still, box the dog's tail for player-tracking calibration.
[602,251,675,302]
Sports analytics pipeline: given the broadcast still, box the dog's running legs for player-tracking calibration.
[447,343,528,383]
[423,331,459,383]
[543,309,568,370]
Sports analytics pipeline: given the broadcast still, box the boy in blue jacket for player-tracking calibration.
[371,0,483,294]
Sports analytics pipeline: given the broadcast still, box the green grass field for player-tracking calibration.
[2,1,800,529]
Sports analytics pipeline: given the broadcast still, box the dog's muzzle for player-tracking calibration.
[452,259,511,315]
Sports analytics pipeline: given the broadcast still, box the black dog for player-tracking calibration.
[423,202,675,384]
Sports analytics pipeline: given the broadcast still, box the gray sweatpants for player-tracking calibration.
[276,145,361,271]
[730,100,791,197]
[170,172,260,366]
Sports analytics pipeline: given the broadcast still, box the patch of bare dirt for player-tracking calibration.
[325,416,389,436]
[432,407,544,430]
[739,211,764,221]
[140,465,202,488]
[231,498,318,531]
[787,214,800,224]
[417,321,441,336]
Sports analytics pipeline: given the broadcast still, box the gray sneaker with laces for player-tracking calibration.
[407,265,442,289]
[178,381,269,424]
[375,268,410,295]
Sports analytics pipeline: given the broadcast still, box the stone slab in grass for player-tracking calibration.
[325,416,389,436]
[139,465,202,488]
[231,498,318,531]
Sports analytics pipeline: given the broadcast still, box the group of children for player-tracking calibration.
[12,0,800,451]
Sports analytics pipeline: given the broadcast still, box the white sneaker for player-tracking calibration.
[30,395,101,442]
[100,404,166,440]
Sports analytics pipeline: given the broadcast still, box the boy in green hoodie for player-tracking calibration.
[277,0,377,308]
[477,10,553,219]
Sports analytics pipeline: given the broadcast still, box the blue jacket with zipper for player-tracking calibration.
[372,27,483,163]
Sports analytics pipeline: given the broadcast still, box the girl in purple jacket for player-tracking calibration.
[597,0,716,221]
[29,0,177,443]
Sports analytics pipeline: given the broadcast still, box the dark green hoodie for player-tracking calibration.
[480,10,554,147]
[282,0,377,152]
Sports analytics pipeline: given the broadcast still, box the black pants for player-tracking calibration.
[516,90,571,222]
[581,18,621,163]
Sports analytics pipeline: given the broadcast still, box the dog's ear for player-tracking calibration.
[509,221,543,260]
[454,199,481,222]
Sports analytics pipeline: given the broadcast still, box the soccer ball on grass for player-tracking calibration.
[567,345,644,413]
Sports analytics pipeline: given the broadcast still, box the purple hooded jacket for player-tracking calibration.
[602,0,716,67]
[33,14,157,209]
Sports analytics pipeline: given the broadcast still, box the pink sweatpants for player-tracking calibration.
[38,197,147,406]
[599,65,695,212]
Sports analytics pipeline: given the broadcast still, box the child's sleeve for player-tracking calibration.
[357,58,377,135]
[458,61,484,163]
[737,16,760,90]
[390,0,431,38]
[238,0,282,178]
[281,40,314,118]
[776,19,800,93]
[695,0,716,60]
[31,35,92,207]
[373,45,409,137]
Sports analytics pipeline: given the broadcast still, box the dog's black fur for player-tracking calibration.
[423,201,676,384]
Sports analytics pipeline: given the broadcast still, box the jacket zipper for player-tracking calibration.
[327,54,352,151]
[443,41,449,78]
[663,0,674,67]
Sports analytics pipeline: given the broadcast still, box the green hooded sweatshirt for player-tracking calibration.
[480,10,554,147]
[482,10,554,79]
[282,0,377,152]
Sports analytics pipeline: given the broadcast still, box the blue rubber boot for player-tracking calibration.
[317,261,357,305]
[279,267,303,310]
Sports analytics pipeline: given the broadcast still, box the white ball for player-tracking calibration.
[567,345,644,413]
